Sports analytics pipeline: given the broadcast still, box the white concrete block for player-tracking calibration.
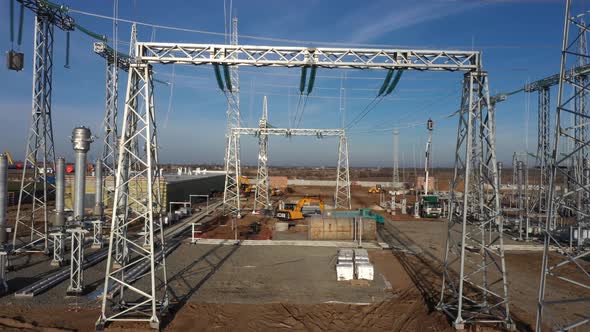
[355,262,374,280]
[336,263,354,281]
[354,248,369,260]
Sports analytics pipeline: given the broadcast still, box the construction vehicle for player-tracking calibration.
[276,197,325,222]
[368,184,382,194]
[5,150,14,165]
[271,187,283,196]
[419,195,442,218]
[416,119,441,218]
[239,176,253,196]
[4,150,22,169]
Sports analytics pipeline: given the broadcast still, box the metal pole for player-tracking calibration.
[94,159,104,217]
[0,154,8,247]
[517,161,524,240]
[0,154,8,293]
[393,129,399,187]
[68,127,92,295]
[55,158,65,228]
[71,127,93,221]
[51,157,66,266]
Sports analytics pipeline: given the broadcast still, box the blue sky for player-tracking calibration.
[0,0,570,167]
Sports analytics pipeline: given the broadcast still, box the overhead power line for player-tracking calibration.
[67,7,556,50]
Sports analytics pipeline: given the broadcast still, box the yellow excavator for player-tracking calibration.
[276,197,325,222]
[368,184,382,194]
[4,150,15,166]
[239,176,253,196]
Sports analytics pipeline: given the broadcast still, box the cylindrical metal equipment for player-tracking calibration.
[71,127,93,221]
[54,157,66,228]
[0,154,8,246]
[94,159,103,217]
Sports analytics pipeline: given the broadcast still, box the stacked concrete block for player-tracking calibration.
[354,248,374,281]
[336,249,354,280]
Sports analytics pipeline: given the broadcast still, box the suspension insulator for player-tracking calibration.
[213,64,225,91]
[223,65,232,92]
[307,66,317,95]
[378,69,395,96]
[385,70,404,96]
[299,66,308,94]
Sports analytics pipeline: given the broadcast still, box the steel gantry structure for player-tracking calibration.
[234,127,351,210]
[95,38,512,330]
[438,70,514,330]
[222,16,242,217]
[253,96,271,212]
[536,1,590,331]
[13,0,74,253]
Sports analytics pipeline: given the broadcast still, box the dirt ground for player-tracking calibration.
[0,178,585,331]
[0,244,454,332]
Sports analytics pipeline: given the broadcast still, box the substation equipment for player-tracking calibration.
[87,32,513,330]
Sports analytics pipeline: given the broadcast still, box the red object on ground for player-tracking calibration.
[16,163,22,169]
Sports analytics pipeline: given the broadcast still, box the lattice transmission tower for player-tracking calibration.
[536,1,590,330]
[253,96,271,212]
[96,61,168,329]
[438,71,514,330]
[13,7,74,252]
[222,16,242,217]
[334,133,351,209]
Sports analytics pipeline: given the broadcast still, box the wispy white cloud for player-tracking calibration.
[344,1,484,44]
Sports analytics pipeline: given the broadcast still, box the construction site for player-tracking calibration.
[0,0,589,331]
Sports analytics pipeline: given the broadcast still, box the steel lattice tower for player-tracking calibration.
[393,129,400,186]
[101,58,119,175]
[536,2,590,330]
[537,88,551,214]
[438,71,514,330]
[222,16,242,217]
[334,133,351,209]
[253,96,270,212]
[96,62,168,330]
[13,15,57,253]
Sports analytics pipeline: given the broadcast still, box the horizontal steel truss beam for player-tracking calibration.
[232,127,344,137]
[136,42,480,71]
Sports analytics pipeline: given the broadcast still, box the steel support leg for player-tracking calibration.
[97,63,168,330]
[66,228,87,295]
[0,251,7,294]
[91,220,103,249]
[536,3,590,330]
[335,134,351,209]
[50,231,65,266]
[253,96,270,212]
[438,71,513,330]
[222,17,241,217]
[13,15,56,254]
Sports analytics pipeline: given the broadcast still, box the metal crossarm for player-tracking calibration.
[136,43,480,71]
[232,128,344,136]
